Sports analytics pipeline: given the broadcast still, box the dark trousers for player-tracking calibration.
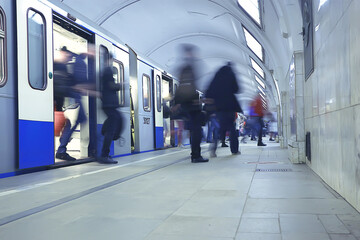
[188,111,203,159]
[212,112,239,154]
[257,117,264,144]
[207,115,219,142]
[101,108,122,157]
[220,129,226,144]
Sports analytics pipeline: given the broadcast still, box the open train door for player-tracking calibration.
[16,0,54,169]
[153,69,163,149]
[95,35,114,156]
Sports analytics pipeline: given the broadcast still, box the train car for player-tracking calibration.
[0,0,177,177]
[0,1,17,176]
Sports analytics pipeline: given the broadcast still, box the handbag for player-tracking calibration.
[54,111,66,136]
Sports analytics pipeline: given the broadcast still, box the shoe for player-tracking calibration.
[257,142,267,146]
[97,156,118,164]
[56,152,76,161]
[269,138,274,141]
[232,151,241,155]
[221,143,229,147]
[178,144,185,148]
[191,156,209,163]
[210,151,217,158]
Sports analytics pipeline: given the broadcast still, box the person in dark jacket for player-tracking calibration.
[206,62,242,156]
[98,54,123,164]
[174,44,208,163]
[55,46,87,161]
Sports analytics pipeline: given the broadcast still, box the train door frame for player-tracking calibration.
[153,69,163,149]
[163,75,177,146]
[0,1,17,174]
[112,46,131,156]
[136,60,154,152]
[52,13,96,161]
[95,35,115,157]
[161,75,172,147]
[16,0,54,169]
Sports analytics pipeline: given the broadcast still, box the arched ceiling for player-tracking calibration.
[54,0,303,112]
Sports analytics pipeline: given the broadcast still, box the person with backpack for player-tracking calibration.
[174,44,208,163]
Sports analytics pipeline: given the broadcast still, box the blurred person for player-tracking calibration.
[98,54,123,164]
[55,46,95,161]
[54,46,73,113]
[268,113,278,141]
[249,95,267,146]
[170,103,186,148]
[163,96,172,147]
[206,113,219,143]
[174,44,208,163]
[220,129,228,147]
[206,62,243,157]
[240,115,251,143]
[54,47,73,139]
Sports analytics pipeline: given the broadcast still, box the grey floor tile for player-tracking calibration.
[0,215,162,240]
[150,215,240,238]
[280,214,326,233]
[235,233,282,240]
[249,178,335,199]
[282,232,331,240]
[338,214,360,222]
[330,234,357,240]
[146,234,233,240]
[342,220,360,237]
[174,190,246,218]
[245,199,356,214]
[242,213,279,219]
[238,218,280,233]
[319,215,350,234]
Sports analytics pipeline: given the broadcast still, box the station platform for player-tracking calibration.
[0,140,359,240]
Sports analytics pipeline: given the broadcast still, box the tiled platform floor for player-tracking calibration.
[0,140,359,240]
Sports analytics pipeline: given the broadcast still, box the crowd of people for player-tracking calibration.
[54,45,123,164]
[171,44,278,163]
[54,43,278,165]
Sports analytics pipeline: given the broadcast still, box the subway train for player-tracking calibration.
[0,0,183,177]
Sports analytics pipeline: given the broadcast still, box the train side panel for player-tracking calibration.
[137,61,154,152]
[112,46,131,156]
[0,1,16,175]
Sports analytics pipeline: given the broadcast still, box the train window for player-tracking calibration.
[156,75,161,112]
[99,45,109,79]
[27,9,46,90]
[142,74,151,112]
[0,8,6,87]
[113,60,125,106]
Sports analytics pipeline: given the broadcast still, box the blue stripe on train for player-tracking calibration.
[155,126,164,149]
[18,120,54,169]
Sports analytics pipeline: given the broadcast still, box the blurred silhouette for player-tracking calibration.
[248,94,267,146]
[206,62,243,157]
[163,96,172,147]
[174,44,208,163]
[55,46,94,161]
[98,54,123,164]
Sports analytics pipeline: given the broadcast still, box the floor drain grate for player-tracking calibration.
[256,168,292,172]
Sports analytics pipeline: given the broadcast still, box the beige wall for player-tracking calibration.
[304,0,360,211]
